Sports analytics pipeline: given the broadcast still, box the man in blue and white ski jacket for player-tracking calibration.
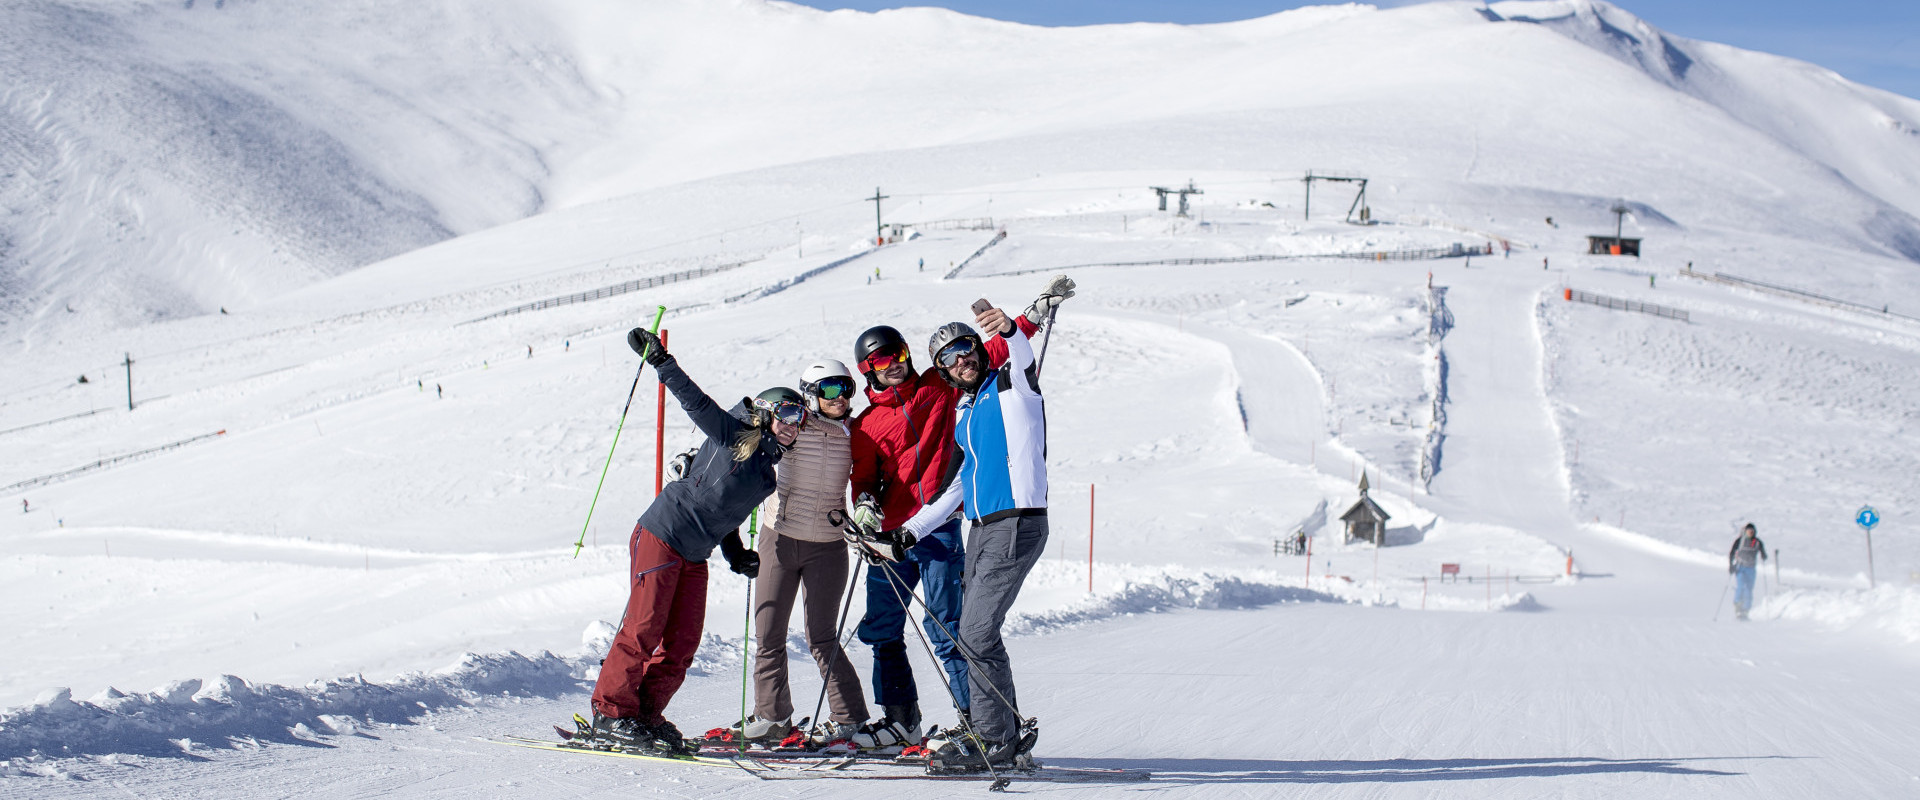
[898,301,1053,764]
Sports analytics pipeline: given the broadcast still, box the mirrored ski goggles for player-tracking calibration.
[862,346,909,373]
[807,375,856,400]
[763,401,809,426]
[935,337,982,368]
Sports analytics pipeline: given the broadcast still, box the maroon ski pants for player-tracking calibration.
[590,525,708,723]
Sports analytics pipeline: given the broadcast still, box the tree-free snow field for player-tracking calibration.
[5,1,1920,797]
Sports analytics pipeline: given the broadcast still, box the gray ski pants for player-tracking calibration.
[958,513,1049,744]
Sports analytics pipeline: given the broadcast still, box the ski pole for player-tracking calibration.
[572,305,667,557]
[739,507,758,753]
[807,551,867,739]
[874,558,1006,788]
[1034,304,1060,375]
[1716,571,1732,621]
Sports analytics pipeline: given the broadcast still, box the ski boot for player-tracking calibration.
[647,719,696,756]
[809,720,860,753]
[579,713,653,751]
[926,734,1011,774]
[853,703,922,752]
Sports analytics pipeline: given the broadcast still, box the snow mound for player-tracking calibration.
[1756,584,1920,645]
[0,651,580,761]
[1006,571,1349,636]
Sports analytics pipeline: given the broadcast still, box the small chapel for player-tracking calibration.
[1339,471,1391,546]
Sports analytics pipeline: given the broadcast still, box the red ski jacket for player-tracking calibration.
[851,316,1038,530]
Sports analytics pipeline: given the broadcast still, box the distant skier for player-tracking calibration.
[436,384,442,399]
[733,360,869,746]
[1728,523,1768,621]
[582,327,798,755]
[896,294,1067,772]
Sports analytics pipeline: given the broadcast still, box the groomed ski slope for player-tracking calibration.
[4,0,1920,796]
[5,218,1920,796]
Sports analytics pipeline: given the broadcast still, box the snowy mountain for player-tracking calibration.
[3,1,1920,796]
[4,0,1918,338]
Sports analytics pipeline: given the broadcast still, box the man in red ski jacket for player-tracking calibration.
[843,275,1073,749]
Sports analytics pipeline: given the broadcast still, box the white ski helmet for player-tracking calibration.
[798,359,856,410]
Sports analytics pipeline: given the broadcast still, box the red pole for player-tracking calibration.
[655,330,669,496]
[1087,484,1095,594]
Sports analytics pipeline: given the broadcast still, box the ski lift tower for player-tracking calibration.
[1585,201,1641,256]
[1149,180,1205,217]
[1302,171,1371,224]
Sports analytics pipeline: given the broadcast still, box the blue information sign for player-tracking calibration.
[1856,506,1880,530]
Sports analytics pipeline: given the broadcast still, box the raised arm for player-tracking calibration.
[629,328,741,445]
[655,357,742,445]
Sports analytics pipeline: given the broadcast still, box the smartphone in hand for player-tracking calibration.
[971,298,993,316]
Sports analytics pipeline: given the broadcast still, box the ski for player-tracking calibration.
[485,735,1145,786]
[478,736,765,775]
[741,760,1150,785]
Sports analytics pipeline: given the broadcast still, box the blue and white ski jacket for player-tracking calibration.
[901,325,1047,539]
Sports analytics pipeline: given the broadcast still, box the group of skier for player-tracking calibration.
[582,274,1076,773]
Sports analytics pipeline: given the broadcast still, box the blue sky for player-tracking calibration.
[787,1,1920,101]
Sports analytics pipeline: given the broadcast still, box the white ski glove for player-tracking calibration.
[849,493,883,534]
[1023,275,1076,326]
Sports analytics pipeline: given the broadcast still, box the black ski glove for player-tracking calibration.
[720,529,759,579]
[628,328,670,366]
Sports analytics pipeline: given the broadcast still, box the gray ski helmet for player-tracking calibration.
[927,322,983,387]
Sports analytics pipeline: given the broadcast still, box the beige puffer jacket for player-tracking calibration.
[763,414,853,543]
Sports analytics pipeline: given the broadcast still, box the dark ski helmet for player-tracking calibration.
[927,322,984,388]
[753,386,808,427]
[854,325,912,387]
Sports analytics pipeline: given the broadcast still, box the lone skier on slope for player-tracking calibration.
[583,327,802,755]
[734,359,870,746]
[844,276,1070,750]
[895,296,1062,772]
[1728,523,1768,621]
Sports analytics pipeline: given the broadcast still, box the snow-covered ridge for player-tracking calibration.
[6,0,1920,339]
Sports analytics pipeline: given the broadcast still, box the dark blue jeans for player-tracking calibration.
[857,518,969,713]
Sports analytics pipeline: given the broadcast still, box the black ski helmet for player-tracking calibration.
[854,325,912,387]
[927,322,983,388]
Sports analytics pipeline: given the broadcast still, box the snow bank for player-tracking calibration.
[1007,572,1347,637]
[0,651,580,761]
[1756,584,1920,645]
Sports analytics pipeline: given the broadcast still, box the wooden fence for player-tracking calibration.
[1564,288,1689,322]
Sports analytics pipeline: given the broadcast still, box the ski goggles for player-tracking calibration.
[935,337,981,369]
[861,346,910,373]
[807,375,856,400]
[763,400,808,427]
